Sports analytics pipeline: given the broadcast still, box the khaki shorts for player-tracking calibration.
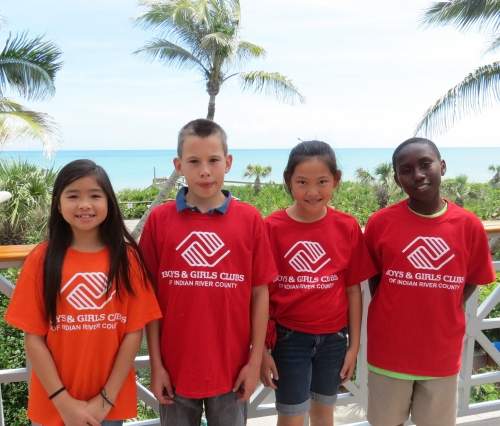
[367,370,458,426]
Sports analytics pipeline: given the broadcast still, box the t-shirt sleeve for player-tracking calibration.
[4,244,49,336]
[466,217,496,286]
[345,221,378,286]
[363,215,381,268]
[138,209,160,288]
[252,213,278,287]
[124,251,162,333]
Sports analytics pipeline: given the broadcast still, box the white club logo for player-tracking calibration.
[402,236,455,270]
[61,272,115,310]
[176,231,230,267]
[285,241,331,273]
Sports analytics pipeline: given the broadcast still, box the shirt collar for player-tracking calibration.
[175,186,232,214]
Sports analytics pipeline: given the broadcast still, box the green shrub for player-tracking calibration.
[0,160,56,244]
[0,269,29,425]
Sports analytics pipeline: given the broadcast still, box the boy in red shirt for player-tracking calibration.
[365,138,496,426]
[139,119,277,426]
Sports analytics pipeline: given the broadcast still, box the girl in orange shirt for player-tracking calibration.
[5,159,161,426]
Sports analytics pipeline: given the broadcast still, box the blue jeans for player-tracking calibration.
[160,391,247,426]
[101,422,123,426]
[272,324,347,415]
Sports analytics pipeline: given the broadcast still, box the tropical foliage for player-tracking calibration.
[416,0,500,135]
[135,0,303,119]
[489,164,500,187]
[0,28,62,151]
[355,162,403,208]
[0,159,56,244]
[243,163,271,193]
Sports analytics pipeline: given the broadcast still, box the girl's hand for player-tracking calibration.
[151,365,175,405]
[260,350,278,389]
[233,362,259,401]
[340,347,358,384]
[86,394,112,422]
[52,392,100,426]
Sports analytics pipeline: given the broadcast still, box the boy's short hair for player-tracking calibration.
[392,137,441,172]
[177,119,228,157]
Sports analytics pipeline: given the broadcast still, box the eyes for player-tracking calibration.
[398,160,434,175]
[187,158,221,165]
[63,193,104,200]
[294,178,331,186]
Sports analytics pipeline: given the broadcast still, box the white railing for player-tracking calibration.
[1,240,499,425]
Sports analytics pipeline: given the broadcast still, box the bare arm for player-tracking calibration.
[24,333,99,426]
[463,284,478,304]
[233,284,269,400]
[146,320,174,404]
[368,274,381,297]
[87,330,143,419]
[340,284,362,383]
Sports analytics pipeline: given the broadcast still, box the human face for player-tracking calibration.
[59,175,108,239]
[288,157,339,222]
[394,143,446,213]
[174,134,232,211]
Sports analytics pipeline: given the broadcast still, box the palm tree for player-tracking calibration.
[356,162,400,208]
[0,31,62,151]
[243,163,271,193]
[131,0,303,237]
[415,0,500,135]
[488,164,500,187]
[135,0,304,120]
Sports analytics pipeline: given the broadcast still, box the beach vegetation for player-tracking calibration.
[489,164,500,187]
[355,162,403,208]
[0,159,56,244]
[416,0,500,135]
[0,28,62,152]
[243,164,272,193]
[134,0,303,120]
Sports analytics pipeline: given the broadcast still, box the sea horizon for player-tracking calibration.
[1,147,498,190]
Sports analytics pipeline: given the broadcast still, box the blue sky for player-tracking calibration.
[1,0,499,150]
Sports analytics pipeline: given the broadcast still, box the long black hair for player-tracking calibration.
[43,159,149,326]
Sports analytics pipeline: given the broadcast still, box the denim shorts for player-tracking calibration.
[272,324,347,415]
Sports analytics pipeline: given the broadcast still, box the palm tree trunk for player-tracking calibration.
[131,169,179,240]
[207,94,216,120]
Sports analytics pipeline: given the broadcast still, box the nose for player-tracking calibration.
[413,167,426,181]
[199,162,211,177]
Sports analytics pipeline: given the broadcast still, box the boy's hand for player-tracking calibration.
[52,392,100,426]
[233,363,259,401]
[340,347,358,384]
[260,350,278,389]
[151,365,175,405]
[86,394,112,423]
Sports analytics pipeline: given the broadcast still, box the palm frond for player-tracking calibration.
[239,71,305,104]
[422,0,500,32]
[134,38,209,74]
[0,98,59,153]
[415,61,500,136]
[236,41,266,61]
[486,34,500,52]
[0,32,62,100]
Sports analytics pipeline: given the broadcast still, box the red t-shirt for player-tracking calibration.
[139,200,277,398]
[265,208,377,335]
[365,200,495,376]
[5,243,162,426]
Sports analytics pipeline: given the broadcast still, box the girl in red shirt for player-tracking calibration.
[5,159,161,426]
[261,141,376,426]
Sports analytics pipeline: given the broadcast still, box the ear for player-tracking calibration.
[173,157,183,175]
[225,154,233,174]
[333,170,342,189]
[440,160,446,176]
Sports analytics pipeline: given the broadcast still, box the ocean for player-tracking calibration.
[1,147,498,190]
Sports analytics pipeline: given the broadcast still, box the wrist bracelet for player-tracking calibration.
[48,386,66,400]
[100,388,115,407]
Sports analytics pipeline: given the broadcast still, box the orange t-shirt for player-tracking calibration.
[5,242,162,426]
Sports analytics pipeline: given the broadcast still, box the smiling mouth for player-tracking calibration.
[76,213,96,219]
